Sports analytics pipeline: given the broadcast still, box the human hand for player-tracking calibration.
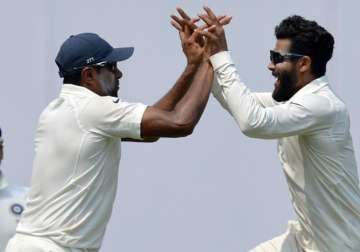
[171,7,232,63]
[171,8,205,65]
[197,6,231,56]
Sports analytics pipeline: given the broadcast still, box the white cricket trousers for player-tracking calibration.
[5,233,98,252]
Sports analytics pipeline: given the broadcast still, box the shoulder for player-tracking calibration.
[79,96,147,132]
[82,96,146,119]
[290,93,337,122]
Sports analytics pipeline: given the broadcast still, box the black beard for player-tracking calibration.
[110,80,119,97]
[109,89,118,98]
[272,69,299,102]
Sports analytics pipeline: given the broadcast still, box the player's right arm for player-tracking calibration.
[140,60,213,138]
[140,12,216,138]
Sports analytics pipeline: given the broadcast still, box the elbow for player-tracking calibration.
[172,117,196,137]
[174,123,195,137]
[238,120,259,138]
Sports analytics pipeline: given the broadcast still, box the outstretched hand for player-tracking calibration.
[170,8,206,65]
[171,7,232,63]
[197,6,231,56]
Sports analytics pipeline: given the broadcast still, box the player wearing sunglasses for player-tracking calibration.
[173,6,360,252]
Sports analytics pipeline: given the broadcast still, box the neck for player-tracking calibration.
[297,73,317,90]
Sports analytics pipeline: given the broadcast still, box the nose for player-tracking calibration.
[267,61,275,72]
[115,68,123,79]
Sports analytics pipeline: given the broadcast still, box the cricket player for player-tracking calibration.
[0,128,27,252]
[173,6,360,252]
[5,9,231,251]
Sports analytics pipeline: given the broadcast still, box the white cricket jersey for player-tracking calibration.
[210,51,360,252]
[16,84,147,250]
[0,175,27,252]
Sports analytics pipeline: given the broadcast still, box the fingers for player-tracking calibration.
[176,7,199,31]
[184,23,191,37]
[171,15,184,30]
[219,16,232,26]
[176,7,192,20]
[207,25,217,33]
[203,6,219,23]
[170,20,182,31]
[198,15,232,30]
[198,13,213,27]
[189,29,203,43]
[191,17,200,23]
[196,28,218,41]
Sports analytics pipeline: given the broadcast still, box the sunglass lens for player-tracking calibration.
[270,50,283,65]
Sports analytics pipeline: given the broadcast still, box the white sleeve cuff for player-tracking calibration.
[209,51,233,71]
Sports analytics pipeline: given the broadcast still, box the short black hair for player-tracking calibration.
[275,15,334,77]
[63,71,82,85]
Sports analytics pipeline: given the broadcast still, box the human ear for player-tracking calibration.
[299,56,311,73]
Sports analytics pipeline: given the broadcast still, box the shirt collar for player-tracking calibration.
[289,76,329,102]
[0,170,9,190]
[61,84,98,98]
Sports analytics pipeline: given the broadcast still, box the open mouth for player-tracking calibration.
[272,72,280,87]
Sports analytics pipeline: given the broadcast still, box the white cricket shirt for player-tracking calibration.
[210,51,360,252]
[16,84,147,250]
[0,174,27,252]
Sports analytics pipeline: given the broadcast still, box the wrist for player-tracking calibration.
[186,61,201,69]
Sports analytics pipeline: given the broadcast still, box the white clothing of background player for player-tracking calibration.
[0,128,27,252]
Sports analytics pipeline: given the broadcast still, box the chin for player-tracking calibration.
[110,92,118,98]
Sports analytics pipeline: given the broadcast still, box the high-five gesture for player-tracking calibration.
[171,8,207,65]
[198,6,231,56]
[171,7,232,61]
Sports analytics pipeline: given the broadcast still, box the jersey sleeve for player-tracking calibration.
[79,96,147,139]
[210,51,335,139]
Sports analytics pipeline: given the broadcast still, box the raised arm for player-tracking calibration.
[140,17,214,138]
[130,8,230,139]
[152,8,231,112]
[198,7,335,139]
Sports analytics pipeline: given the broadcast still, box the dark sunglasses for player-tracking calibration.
[73,61,118,73]
[270,50,305,65]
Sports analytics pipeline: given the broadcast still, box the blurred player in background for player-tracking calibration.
[5,10,231,252]
[0,128,27,252]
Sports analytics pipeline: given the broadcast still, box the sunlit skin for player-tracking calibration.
[268,39,315,102]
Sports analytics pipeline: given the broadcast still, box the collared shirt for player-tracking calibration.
[16,84,147,250]
[0,173,27,252]
[210,51,360,252]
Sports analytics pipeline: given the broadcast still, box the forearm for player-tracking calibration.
[152,63,198,111]
[172,61,213,129]
[209,52,260,126]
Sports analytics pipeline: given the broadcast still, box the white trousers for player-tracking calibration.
[5,233,98,252]
[249,221,317,252]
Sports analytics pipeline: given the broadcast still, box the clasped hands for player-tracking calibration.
[170,6,232,65]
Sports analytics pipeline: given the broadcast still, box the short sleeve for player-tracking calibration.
[79,96,147,139]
